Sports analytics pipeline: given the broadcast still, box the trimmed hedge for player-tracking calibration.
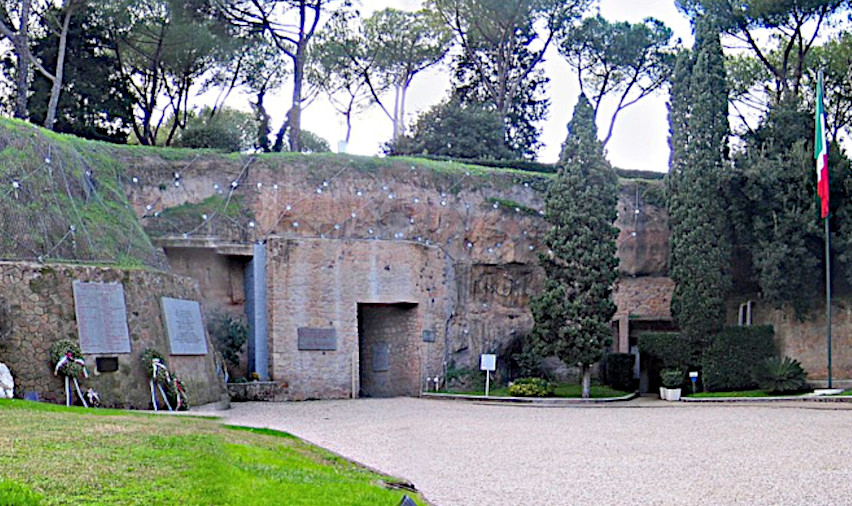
[638,332,694,369]
[397,154,666,180]
[701,326,776,392]
[602,353,636,392]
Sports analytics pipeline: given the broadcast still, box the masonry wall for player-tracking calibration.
[727,296,852,382]
[358,304,421,397]
[0,261,226,408]
[266,238,449,400]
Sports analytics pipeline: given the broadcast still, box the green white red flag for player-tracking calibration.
[815,72,830,219]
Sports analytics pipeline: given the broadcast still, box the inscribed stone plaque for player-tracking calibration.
[161,297,208,355]
[73,281,131,354]
[421,330,436,343]
[297,328,337,351]
[372,343,389,372]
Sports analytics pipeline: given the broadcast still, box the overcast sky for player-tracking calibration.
[224,1,695,172]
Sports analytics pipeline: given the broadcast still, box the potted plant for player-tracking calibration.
[659,368,683,401]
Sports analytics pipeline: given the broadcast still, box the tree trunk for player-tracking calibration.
[13,0,32,119]
[288,40,307,153]
[44,3,75,130]
[581,364,591,399]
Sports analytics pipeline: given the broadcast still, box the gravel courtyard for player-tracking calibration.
[203,398,852,505]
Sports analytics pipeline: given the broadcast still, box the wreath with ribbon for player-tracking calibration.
[141,348,188,411]
[49,340,89,379]
[49,339,91,407]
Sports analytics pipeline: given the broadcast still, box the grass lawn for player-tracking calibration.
[0,400,422,506]
[686,390,806,398]
[440,383,629,399]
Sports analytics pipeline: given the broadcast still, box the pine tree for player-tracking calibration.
[529,95,619,398]
[666,16,732,347]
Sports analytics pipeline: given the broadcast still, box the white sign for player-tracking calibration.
[480,354,496,372]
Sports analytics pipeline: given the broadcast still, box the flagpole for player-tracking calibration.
[826,214,832,388]
[817,70,832,388]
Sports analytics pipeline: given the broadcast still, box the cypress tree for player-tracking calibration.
[667,16,732,347]
[529,95,619,398]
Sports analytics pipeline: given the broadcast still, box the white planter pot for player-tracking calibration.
[659,386,666,399]
[664,388,682,401]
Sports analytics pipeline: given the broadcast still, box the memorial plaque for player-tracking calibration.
[161,297,208,355]
[96,357,119,373]
[372,343,389,372]
[421,330,436,343]
[73,281,131,354]
[297,328,337,350]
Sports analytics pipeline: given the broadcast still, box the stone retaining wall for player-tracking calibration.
[0,261,226,408]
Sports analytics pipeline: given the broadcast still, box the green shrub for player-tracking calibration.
[754,356,808,394]
[445,366,485,391]
[660,368,684,388]
[0,479,43,505]
[207,313,248,370]
[507,377,554,397]
[602,353,636,392]
[701,326,776,392]
[638,332,694,369]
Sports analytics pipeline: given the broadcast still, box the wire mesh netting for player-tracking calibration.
[0,121,165,268]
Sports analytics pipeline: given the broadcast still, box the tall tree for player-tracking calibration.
[430,0,591,158]
[529,95,619,399]
[362,8,451,145]
[307,12,370,145]
[558,15,676,148]
[666,17,732,344]
[215,0,347,152]
[0,0,34,119]
[106,0,234,146]
[677,0,848,101]
[28,1,133,142]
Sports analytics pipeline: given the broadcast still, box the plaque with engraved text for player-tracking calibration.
[161,297,208,355]
[297,328,337,351]
[73,281,131,354]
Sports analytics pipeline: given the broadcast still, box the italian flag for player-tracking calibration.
[815,72,830,219]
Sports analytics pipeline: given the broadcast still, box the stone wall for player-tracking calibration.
[0,261,226,408]
[728,296,852,382]
[266,237,449,400]
[358,304,421,397]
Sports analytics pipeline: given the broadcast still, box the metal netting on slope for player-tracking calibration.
[0,122,164,268]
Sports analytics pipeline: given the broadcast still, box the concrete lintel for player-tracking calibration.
[154,236,254,256]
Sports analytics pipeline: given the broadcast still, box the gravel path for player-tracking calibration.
[200,398,852,505]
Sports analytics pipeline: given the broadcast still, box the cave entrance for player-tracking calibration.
[357,303,419,398]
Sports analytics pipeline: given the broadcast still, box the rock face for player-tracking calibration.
[122,154,672,390]
[0,362,13,398]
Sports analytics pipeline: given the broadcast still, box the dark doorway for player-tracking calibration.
[357,303,419,397]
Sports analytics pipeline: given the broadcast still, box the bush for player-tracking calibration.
[660,368,684,388]
[507,377,554,397]
[638,332,694,369]
[207,313,247,370]
[754,356,808,394]
[602,353,636,392]
[701,326,776,392]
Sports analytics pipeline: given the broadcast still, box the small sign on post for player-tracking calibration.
[480,354,496,397]
[689,371,699,394]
